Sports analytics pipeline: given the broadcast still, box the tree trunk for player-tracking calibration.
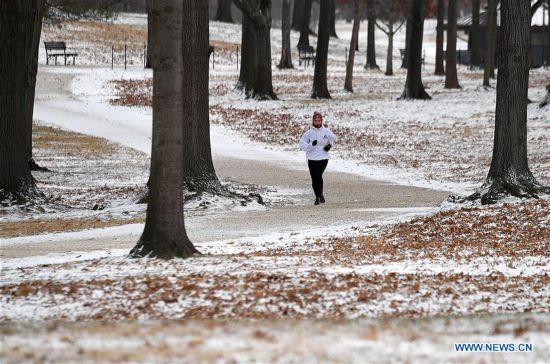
[278,0,293,68]
[0,0,44,203]
[470,0,480,69]
[434,0,445,75]
[146,0,153,68]
[445,0,460,88]
[473,0,549,204]
[483,0,497,86]
[182,0,220,193]
[292,0,305,31]
[385,22,395,76]
[546,0,550,67]
[401,17,412,68]
[234,0,277,100]
[399,0,431,100]
[311,0,334,99]
[298,0,313,50]
[365,0,379,69]
[330,2,338,38]
[215,0,234,23]
[237,15,256,94]
[344,0,361,92]
[130,0,198,259]
[25,0,45,167]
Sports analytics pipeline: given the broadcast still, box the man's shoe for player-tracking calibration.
[314,197,320,205]
[319,195,325,203]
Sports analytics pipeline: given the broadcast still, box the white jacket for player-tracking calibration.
[298,126,336,160]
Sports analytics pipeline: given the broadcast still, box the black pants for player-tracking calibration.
[308,159,328,197]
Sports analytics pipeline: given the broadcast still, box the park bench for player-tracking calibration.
[400,48,425,68]
[44,41,78,65]
[298,45,316,67]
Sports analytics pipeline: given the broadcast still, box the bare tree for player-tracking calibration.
[312,0,335,98]
[399,0,431,99]
[27,0,47,171]
[401,17,412,68]
[483,0,497,86]
[182,0,221,193]
[278,0,293,68]
[375,0,406,76]
[215,0,234,22]
[1,0,45,203]
[330,2,339,38]
[145,0,153,68]
[297,0,313,50]
[445,0,460,88]
[130,0,198,259]
[365,0,379,69]
[233,0,277,100]
[468,0,549,204]
[470,0,480,69]
[344,0,363,91]
[292,0,306,30]
[434,0,445,75]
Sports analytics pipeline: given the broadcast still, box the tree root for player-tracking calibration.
[0,183,46,207]
[448,177,550,205]
[184,178,264,206]
[29,158,50,172]
[137,180,264,207]
[129,237,200,259]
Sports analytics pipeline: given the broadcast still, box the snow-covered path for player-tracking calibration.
[2,66,450,259]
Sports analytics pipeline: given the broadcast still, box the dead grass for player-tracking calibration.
[0,216,143,238]
[44,20,146,48]
[34,125,117,157]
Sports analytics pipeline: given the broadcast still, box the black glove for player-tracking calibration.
[312,140,317,146]
[324,144,332,152]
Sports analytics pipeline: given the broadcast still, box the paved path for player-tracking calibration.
[1,67,450,258]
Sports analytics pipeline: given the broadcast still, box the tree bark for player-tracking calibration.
[546,0,550,67]
[311,0,334,98]
[292,0,305,31]
[182,0,220,193]
[344,0,362,92]
[25,0,45,166]
[0,0,44,203]
[237,15,256,94]
[130,0,198,259]
[470,0,480,68]
[234,0,277,100]
[215,0,234,23]
[472,0,549,204]
[445,0,460,88]
[399,0,431,100]
[298,0,313,50]
[483,0,497,86]
[146,0,153,68]
[278,0,293,68]
[330,2,338,38]
[434,0,445,75]
[365,0,379,69]
[385,22,395,76]
[401,17,412,68]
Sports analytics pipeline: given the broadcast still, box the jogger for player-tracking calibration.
[299,111,336,205]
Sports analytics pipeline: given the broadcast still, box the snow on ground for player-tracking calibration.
[1,14,549,361]
[61,17,548,192]
[1,198,548,321]
[2,315,549,363]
